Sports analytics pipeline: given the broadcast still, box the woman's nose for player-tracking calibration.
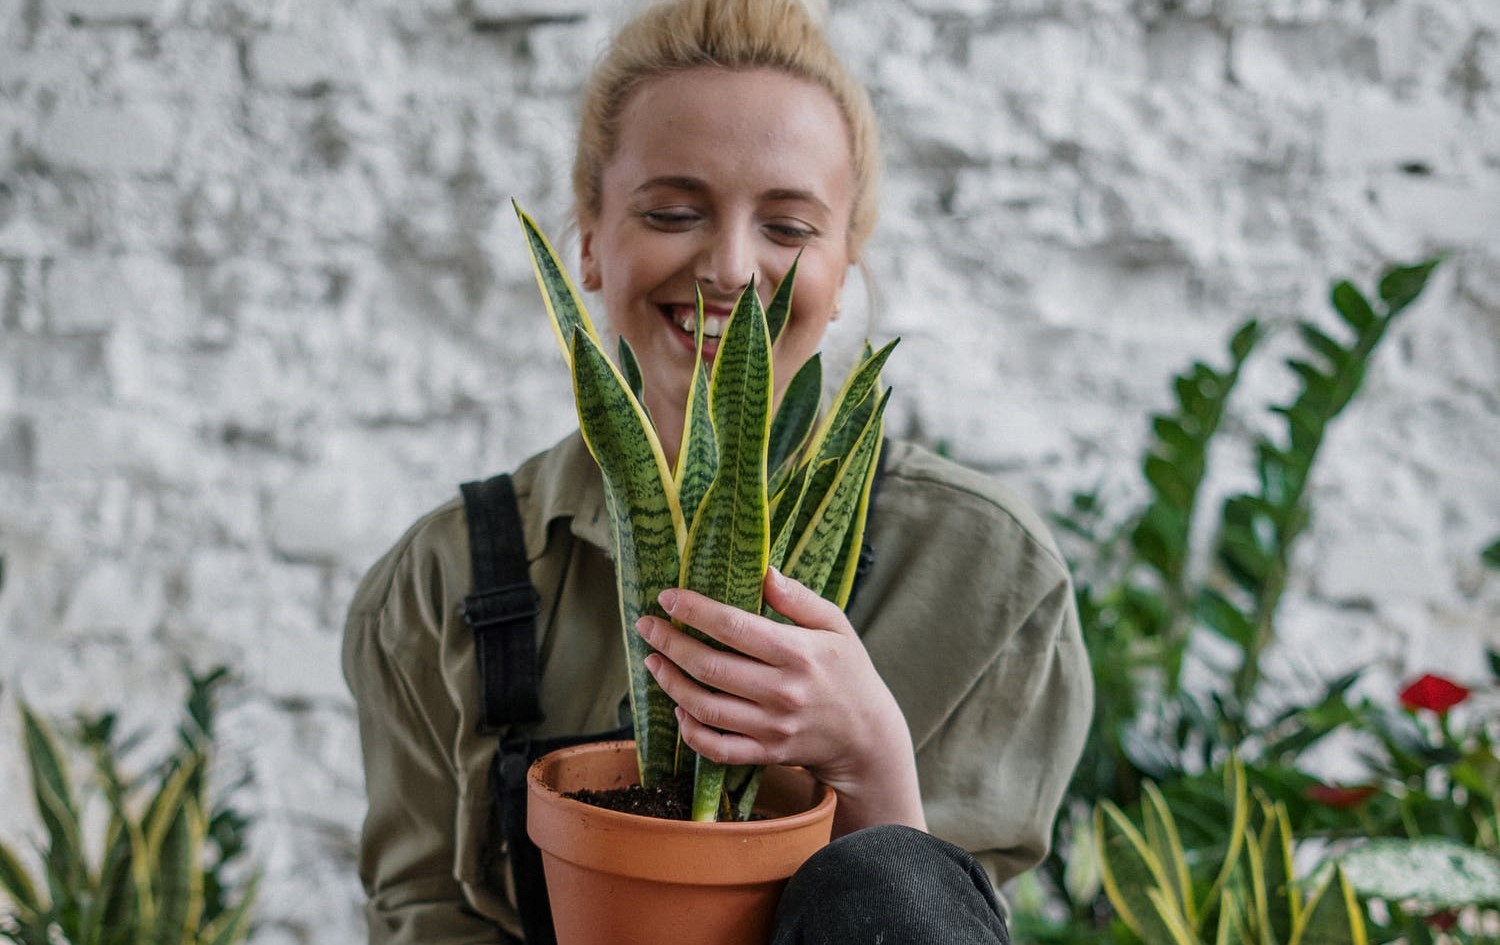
[695,228,756,296]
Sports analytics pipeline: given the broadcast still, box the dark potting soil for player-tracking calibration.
[566,774,694,820]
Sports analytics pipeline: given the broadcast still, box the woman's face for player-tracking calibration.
[579,67,857,460]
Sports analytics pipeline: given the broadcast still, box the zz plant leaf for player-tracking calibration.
[516,203,897,821]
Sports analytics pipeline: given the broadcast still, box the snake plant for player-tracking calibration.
[1096,758,1369,945]
[516,202,894,822]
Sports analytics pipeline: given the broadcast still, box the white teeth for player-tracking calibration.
[674,309,728,339]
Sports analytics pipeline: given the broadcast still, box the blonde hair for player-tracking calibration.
[573,0,882,256]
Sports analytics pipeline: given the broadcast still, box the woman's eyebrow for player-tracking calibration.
[761,188,831,214]
[633,176,707,195]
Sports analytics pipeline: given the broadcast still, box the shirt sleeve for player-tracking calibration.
[916,574,1092,886]
[342,536,519,945]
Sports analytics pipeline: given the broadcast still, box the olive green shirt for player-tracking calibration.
[343,432,1092,943]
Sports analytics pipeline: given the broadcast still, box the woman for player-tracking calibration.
[343,1,1092,942]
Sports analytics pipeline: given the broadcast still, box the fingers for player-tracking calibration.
[654,586,800,665]
[760,567,854,635]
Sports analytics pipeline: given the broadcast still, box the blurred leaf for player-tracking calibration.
[1378,258,1441,315]
[1292,866,1366,945]
[1096,803,1181,944]
[1331,280,1376,332]
[1482,538,1500,570]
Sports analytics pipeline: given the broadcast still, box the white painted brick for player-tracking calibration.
[1324,91,1465,170]
[60,560,164,638]
[37,103,175,174]
[970,22,1088,96]
[248,32,353,92]
[471,0,594,21]
[1377,175,1500,245]
[1145,19,1228,86]
[51,0,170,23]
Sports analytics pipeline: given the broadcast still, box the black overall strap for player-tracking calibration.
[460,472,627,945]
[461,474,544,731]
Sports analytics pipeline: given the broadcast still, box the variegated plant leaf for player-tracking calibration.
[572,328,685,787]
[149,794,205,945]
[765,256,798,345]
[21,702,87,902]
[514,202,600,368]
[679,280,773,821]
[618,336,645,406]
[675,286,717,530]
[767,353,822,494]
[782,390,889,604]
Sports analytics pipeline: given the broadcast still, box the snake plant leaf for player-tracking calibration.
[149,795,205,945]
[788,340,897,548]
[1096,801,1181,945]
[764,256,798,344]
[1291,866,1366,945]
[21,702,87,900]
[618,336,645,405]
[782,391,887,604]
[1144,886,1199,945]
[679,279,773,822]
[767,353,822,493]
[1243,830,1272,943]
[201,871,259,945]
[675,287,717,530]
[1142,780,1196,929]
[1216,890,1240,945]
[0,834,41,921]
[83,815,136,945]
[514,201,600,367]
[1263,801,1298,945]
[572,329,684,787]
[1211,759,1251,912]
[820,394,888,608]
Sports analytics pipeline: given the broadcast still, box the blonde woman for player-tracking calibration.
[343,1,1092,942]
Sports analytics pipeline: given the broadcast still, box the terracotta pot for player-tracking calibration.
[527,740,836,945]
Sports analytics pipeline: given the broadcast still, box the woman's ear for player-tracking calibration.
[579,223,602,292]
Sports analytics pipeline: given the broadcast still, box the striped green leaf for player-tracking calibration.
[765,256,798,344]
[571,329,685,786]
[1096,801,1181,945]
[767,353,822,493]
[674,288,717,530]
[201,872,258,945]
[1291,867,1366,945]
[783,391,888,605]
[787,340,897,547]
[0,834,41,921]
[149,796,205,945]
[618,336,645,406]
[21,703,87,904]
[1142,780,1196,929]
[680,280,773,822]
[514,202,600,367]
[1263,801,1298,945]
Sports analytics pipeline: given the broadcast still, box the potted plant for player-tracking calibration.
[513,203,895,945]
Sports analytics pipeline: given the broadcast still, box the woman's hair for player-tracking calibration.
[573,0,882,256]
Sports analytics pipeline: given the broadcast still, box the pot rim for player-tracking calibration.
[527,739,836,833]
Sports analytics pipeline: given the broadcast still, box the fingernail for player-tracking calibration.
[635,617,653,639]
[658,588,679,613]
[644,654,661,675]
[767,566,786,589]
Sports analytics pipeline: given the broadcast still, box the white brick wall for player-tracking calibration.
[1,0,1496,941]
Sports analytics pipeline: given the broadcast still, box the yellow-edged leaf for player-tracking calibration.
[514,202,599,367]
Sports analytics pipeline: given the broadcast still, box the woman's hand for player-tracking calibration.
[634,567,927,835]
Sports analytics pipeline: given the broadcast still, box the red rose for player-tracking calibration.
[1399,673,1471,714]
[1304,783,1378,809]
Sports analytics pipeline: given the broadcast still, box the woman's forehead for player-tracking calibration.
[604,68,855,203]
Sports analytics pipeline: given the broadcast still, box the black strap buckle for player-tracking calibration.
[463,583,540,633]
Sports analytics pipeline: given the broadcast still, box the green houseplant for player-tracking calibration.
[514,202,893,823]
[513,204,895,944]
[0,667,258,945]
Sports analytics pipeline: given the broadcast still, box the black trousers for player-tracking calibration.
[771,825,1011,945]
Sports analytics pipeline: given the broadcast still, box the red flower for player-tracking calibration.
[1304,783,1378,809]
[1424,909,1459,932]
[1399,673,1471,714]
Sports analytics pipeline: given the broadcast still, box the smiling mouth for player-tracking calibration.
[661,304,731,344]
